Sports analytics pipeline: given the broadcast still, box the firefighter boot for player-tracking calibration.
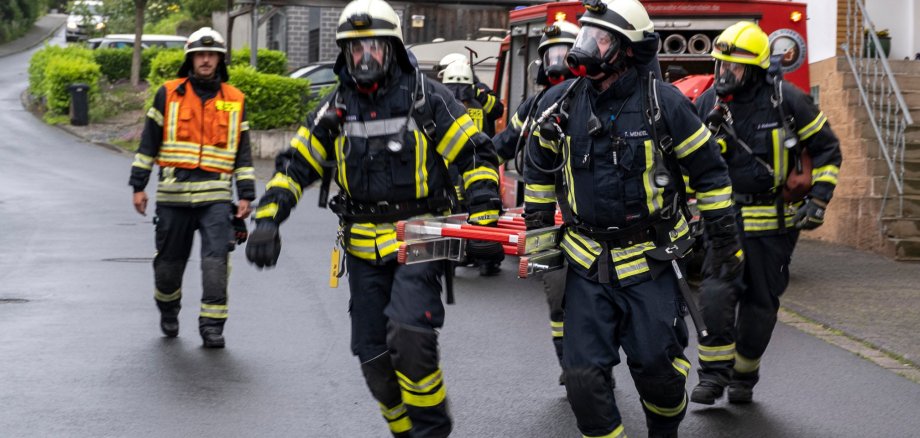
[728,370,759,404]
[690,381,725,405]
[649,430,678,438]
[361,353,412,437]
[200,327,225,349]
[156,300,180,338]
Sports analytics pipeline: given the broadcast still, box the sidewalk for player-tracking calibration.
[0,13,67,58]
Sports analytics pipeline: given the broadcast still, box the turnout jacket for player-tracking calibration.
[255,67,501,264]
[129,77,256,205]
[493,93,543,164]
[696,81,842,236]
[524,70,734,286]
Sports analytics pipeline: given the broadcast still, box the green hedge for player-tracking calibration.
[93,47,168,82]
[44,57,101,114]
[227,65,312,130]
[231,48,288,75]
[29,44,94,95]
[0,0,45,43]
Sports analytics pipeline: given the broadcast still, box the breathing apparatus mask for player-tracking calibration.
[344,37,392,93]
[566,26,625,80]
[543,45,571,85]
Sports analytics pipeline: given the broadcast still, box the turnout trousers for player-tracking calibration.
[542,268,567,366]
[153,202,232,332]
[696,229,799,385]
[563,266,691,437]
[347,254,451,438]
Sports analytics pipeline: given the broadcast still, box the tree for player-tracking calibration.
[130,0,145,87]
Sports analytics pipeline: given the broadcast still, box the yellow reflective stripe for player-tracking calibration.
[797,111,827,141]
[436,114,477,163]
[462,166,499,188]
[255,202,278,219]
[291,126,327,176]
[156,191,233,204]
[132,153,154,170]
[812,164,839,185]
[642,393,687,417]
[717,137,727,154]
[672,357,691,377]
[551,320,564,338]
[584,424,625,438]
[397,369,447,408]
[379,402,408,421]
[166,101,179,143]
[483,93,496,113]
[615,257,650,280]
[389,415,412,433]
[535,130,559,153]
[673,124,710,159]
[157,179,233,193]
[613,242,654,262]
[200,303,228,319]
[266,173,303,201]
[564,137,576,214]
[696,186,733,211]
[335,136,350,195]
[147,107,164,126]
[468,108,484,131]
[733,353,761,373]
[240,121,250,131]
[350,223,377,237]
[376,232,401,257]
[561,232,596,269]
[510,112,524,130]
[414,131,429,198]
[154,288,181,302]
[227,110,240,150]
[699,343,736,362]
[669,215,689,241]
[772,129,785,188]
[469,210,499,224]
[642,139,664,214]
[234,166,255,181]
[524,183,556,204]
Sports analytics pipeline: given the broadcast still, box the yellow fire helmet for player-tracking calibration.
[711,21,771,69]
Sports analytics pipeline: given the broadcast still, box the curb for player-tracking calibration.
[0,16,67,59]
[779,307,920,384]
[20,89,128,155]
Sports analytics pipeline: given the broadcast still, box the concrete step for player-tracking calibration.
[882,194,920,217]
[837,72,920,91]
[857,122,920,143]
[886,59,920,76]
[869,158,920,179]
[871,176,920,196]
[882,217,920,238]
[889,237,920,261]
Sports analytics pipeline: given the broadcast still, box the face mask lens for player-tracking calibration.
[346,38,390,87]
[567,27,619,77]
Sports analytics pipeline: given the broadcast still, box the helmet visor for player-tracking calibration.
[713,59,747,97]
[543,44,570,82]
[345,38,391,86]
[567,26,620,77]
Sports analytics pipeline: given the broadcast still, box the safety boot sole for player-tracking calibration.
[160,318,179,338]
[690,382,725,405]
[727,385,753,404]
[201,332,225,348]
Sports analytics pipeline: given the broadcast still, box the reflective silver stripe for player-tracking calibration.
[673,124,710,159]
[797,112,827,141]
[200,303,228,319]
[524,184,555,203]
[156,191,233,204]
[698,343,736,361]
[642,139,664,214]
[437,114,477,163]
[612,242,654,261]
[166,101,179,143]
[240,121,250,131]
[157,179,233,193]
[672,357,691,377]
[291,126,327,176]
[642,393,687,417]
[510,112,524,130]
[696,186,733,211]
[147,107,164,126]
[266,173,303,200]
[344,117,418,138]
[234,166,255,181]
[614,257,649,280]
[414,131,429,198]
[733,353,761,373]
[380,402,408,420]
[154,288,181,302]
[397,369,443,393]
[227,110,240,150]
[132,153,154,170]
[669,215,689,240]
[462,166,499,188]
[551,320,564,337]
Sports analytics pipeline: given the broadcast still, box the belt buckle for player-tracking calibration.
[375,200,390,213]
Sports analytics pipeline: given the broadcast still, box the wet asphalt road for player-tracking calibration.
[1,28,919,438]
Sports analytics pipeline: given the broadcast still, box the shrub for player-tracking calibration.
[44,56,101,114]
[93,46,165,82]
[145,49,185,106]
[29,44,94,95]
[227,64,312,130]
[231,48,288,75]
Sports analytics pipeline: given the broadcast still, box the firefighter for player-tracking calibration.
[690,21,842,405]
[129,27,255,348]
[436,53,504,135]
[440,61,506,276]
[492,19,580,384]
[523,0,742,436]
[245,0,502,436]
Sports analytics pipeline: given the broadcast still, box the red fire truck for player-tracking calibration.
[493,0,810,207]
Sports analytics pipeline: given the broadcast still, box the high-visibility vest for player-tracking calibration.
[158,78,245,174]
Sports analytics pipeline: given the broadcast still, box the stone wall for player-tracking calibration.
[285,7,311,68]
[250,129,296,160]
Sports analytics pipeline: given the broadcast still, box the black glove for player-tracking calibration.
[468,195,502,226]
[246,221,281,268]
[524,210,556,230]
[466,239,505,264]
[702,215,744,281]
[793,198,827,230]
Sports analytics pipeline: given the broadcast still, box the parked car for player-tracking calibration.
[289,61,337,99]
[65,0,105,42]
[87,34,187,50]
[407,39,501,82]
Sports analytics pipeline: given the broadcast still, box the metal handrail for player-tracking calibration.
[841,0,914,218]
